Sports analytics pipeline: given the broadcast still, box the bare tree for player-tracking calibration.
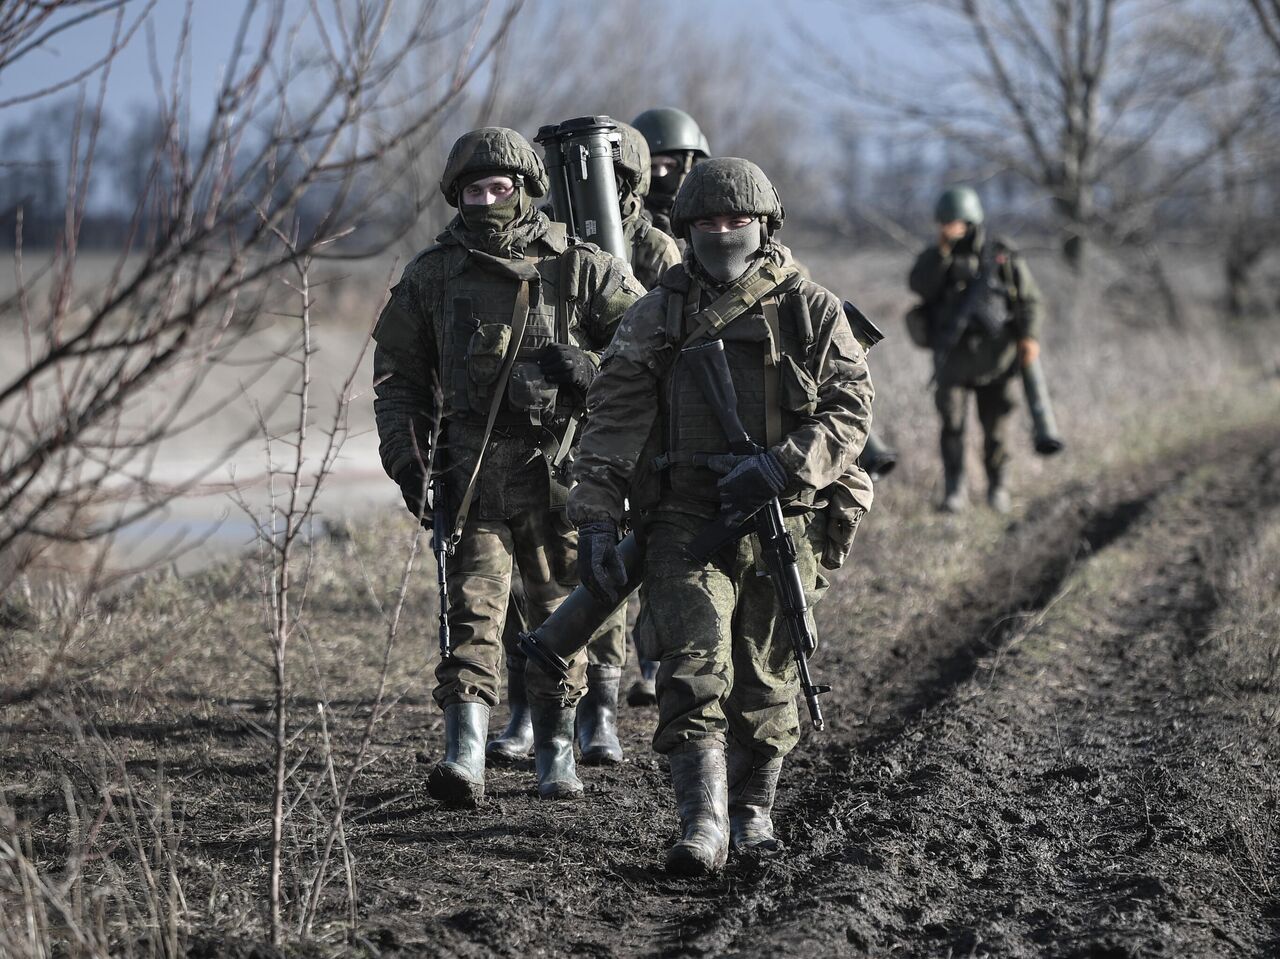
[0,0,521,609]
[801,0,1271,274]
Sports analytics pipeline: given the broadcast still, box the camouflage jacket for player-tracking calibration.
[908,236,1044,387]
[622,197,681,290]
[568,245,874,526]
[373,211,643,520]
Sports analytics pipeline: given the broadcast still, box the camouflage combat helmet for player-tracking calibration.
[613,121,652,196]
[670,157,784,239]
[440,127,549,207]
[631,107,711,158]
[935,186,984,225]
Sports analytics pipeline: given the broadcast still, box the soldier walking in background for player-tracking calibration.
[372,127,642,806]
[567,158,874,874]
[908,186,1046,513]
[631,107,711,238]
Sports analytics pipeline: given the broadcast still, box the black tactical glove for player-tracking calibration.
[394,462,431,527]
[706,451,789,515]
[577,520,627,606]
[538,343,597,396]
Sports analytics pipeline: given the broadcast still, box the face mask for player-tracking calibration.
[460,190,523,234]
[690,221,764,284]
[649,169,680,202]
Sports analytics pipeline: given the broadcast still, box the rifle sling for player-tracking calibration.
[449,278,534,544]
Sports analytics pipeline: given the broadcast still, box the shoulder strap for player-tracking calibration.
[762,297,783,447]
[684,261,794,345]
[448,280,534,543]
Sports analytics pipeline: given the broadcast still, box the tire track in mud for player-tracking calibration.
[660,425,1280,958]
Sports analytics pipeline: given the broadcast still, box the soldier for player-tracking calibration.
[908,186,1044,513]
[566,158,874,874]
[560,121,685,758]
[372,127,643,806]
[616,121,682,289]
[631,107,711,238]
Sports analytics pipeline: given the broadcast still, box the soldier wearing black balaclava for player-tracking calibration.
[631,107,711,238]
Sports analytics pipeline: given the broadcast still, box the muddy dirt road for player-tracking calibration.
[4,424,1278,957]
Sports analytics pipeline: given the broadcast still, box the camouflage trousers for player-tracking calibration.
[641,510,821,764]
[935,365,1017,484]
[433,508,588,709]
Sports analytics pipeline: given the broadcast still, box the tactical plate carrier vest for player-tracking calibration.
[657,269,820,509]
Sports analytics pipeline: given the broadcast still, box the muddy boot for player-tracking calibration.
[665,743,729,876]
[486,655,533,764]
[427,702,488,808]
[626,659,659,707]
[530,703,583,800]
[727,744,784,855]
[577,664,623,766]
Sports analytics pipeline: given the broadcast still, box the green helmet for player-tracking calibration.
[935,186,984,225]
[631,107,711,158]
[613,121,651,196]
[670,157,784,240]
[440,127,549,207]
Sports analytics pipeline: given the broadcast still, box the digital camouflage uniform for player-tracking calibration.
[909,228,1043,501]
[373,127,643,804]
[568,157,873,873]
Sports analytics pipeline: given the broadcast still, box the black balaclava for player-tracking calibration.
[647,151,690,210]
[689,219,766,285]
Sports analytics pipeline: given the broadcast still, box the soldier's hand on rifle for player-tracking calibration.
[708,451,788,515]
[394,462,431,528]
[577,520,627,606]
[539,344,597,396]
[1018,337,1040,368]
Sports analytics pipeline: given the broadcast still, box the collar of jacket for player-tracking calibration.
[440,207,562,258]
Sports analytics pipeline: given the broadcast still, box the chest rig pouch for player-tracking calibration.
[439,245,589,430]
[657,265,814,508]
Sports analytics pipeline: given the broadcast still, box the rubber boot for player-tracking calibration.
[986,467,1011,514]
[940,430,967,513]
[727,743,784,855]
[487,655,533,764]
[577,664,623,765]
[627,659,659,707]
[427,702,489,808]
[530,703,583,800]
[665,743,729,876]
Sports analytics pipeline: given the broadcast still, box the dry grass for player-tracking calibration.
[2,240,1278,953]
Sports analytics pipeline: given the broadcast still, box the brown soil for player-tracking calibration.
[4,424,1279,958]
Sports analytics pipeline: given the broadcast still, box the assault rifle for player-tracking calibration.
[931,239,1006,373]
[522,304,890,730]
[681,339,831,730]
